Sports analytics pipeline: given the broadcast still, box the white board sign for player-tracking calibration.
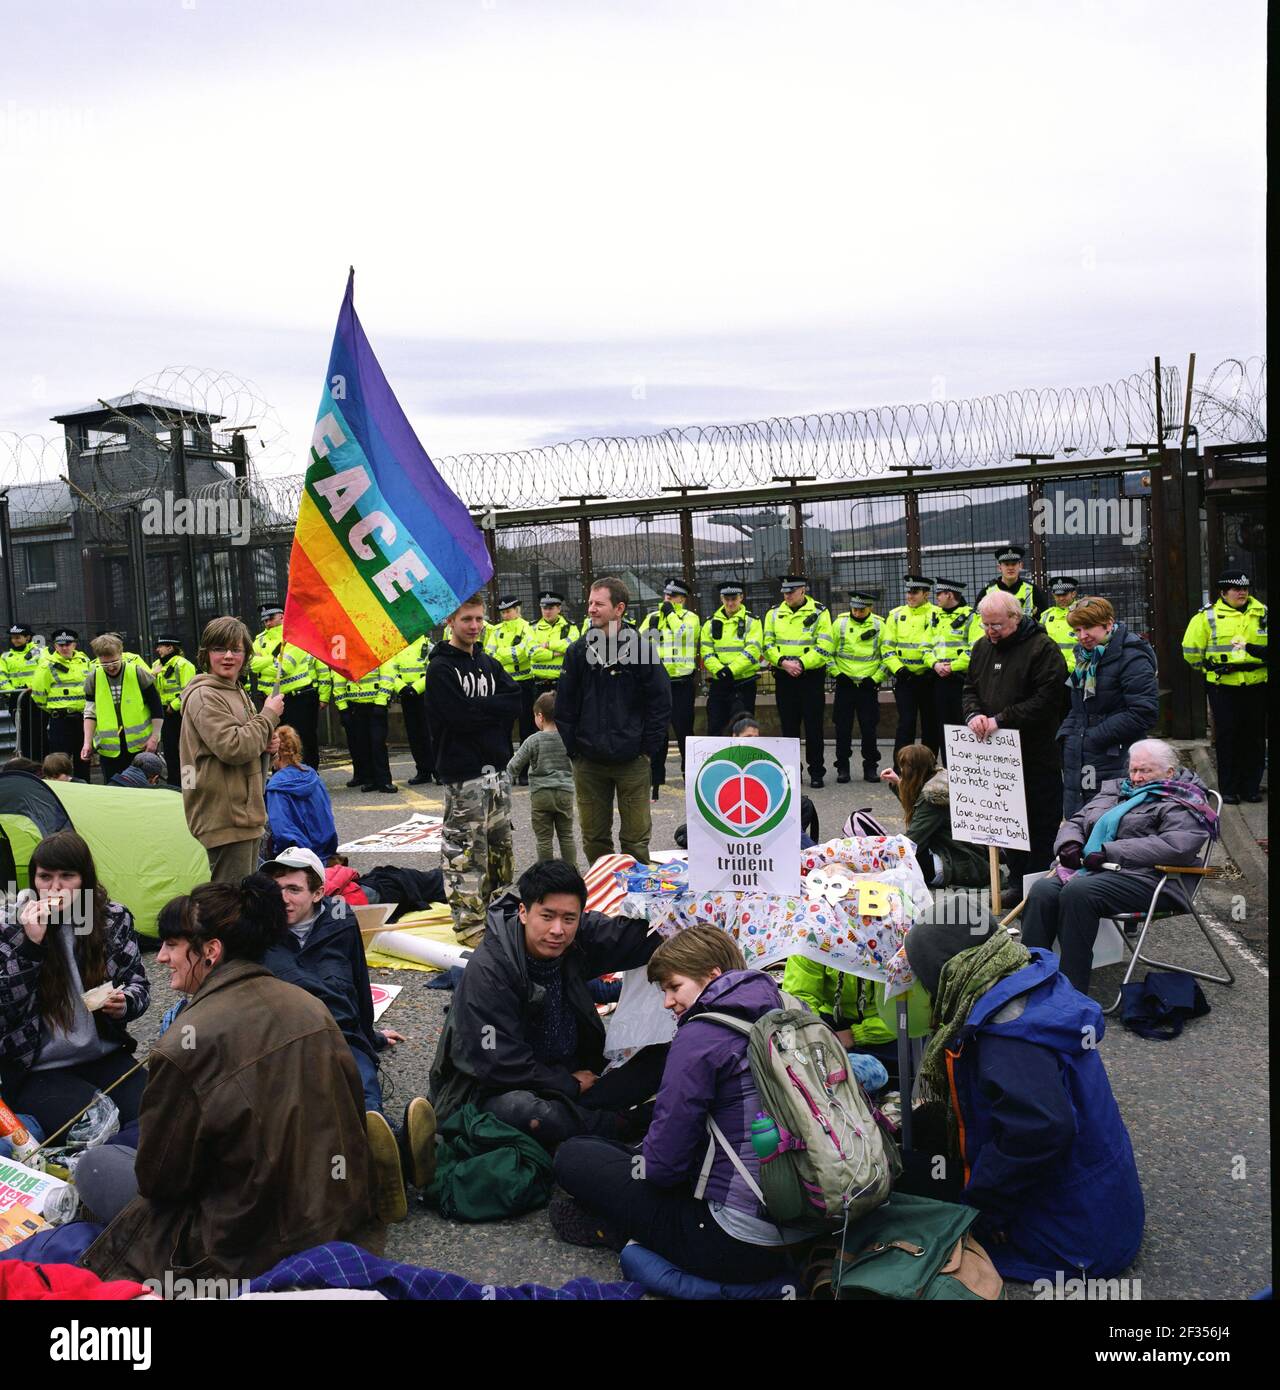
[685,736,801,895]
[943,723,1030,851]
[338,814,443,854]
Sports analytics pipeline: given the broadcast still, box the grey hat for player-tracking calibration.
[131,751,167,779]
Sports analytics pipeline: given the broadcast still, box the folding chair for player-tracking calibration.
[1103,789,1234,1014]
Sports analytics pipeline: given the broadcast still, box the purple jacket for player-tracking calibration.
[642,969,781,1215]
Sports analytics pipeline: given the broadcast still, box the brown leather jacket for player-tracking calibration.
[82,959,381,1284]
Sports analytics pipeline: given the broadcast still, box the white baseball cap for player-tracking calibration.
[260,846,326,883]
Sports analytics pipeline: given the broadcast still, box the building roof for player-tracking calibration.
[6,478,73,529]
[50,391,223,425]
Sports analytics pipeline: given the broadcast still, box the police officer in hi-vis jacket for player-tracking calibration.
[762,574,833,787]
[640,577,701,785]
[979,544,1049,620]
[1182,569,1268,804]
[882,575,941,758]
[830,588,885,784]
[1040,577,1080,662]
[700,580,763,735]
[928,579,981,756]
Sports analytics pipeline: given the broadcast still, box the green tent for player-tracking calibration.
[0,772,209,938]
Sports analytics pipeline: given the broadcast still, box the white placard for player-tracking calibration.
[943,723,1030,851]
[337,813,443,854]
[685,736,801,895]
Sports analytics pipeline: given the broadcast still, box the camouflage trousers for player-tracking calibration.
[442,770,514,947]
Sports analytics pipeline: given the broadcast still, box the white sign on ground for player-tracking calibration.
[685,736,801,895]
[337,814,443,854]
[944,724,1030,851]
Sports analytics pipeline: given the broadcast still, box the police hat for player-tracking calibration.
[846,589,876,607]
[154,633,183,648]
[1217,570,1250,589]
[718,581,745,598]
[51,628,79,644]
[995,545,1026,565]
[903,575,933,591]
[933,579,966,597]
[663,578,691,598]
[497,594,521,610]
[539,591,565,606]
[1050,576,1079,595]
[779,575,808,592]
[9,624,32,637]
[259,602,284,620]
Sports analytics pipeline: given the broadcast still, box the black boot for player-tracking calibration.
[836,767,851,784]
[863,764,880,784]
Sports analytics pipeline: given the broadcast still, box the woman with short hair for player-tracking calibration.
[552,927,813,1282]
[1021,739,1217,993]
[0,830,150,1134]
[179,616,285,883]
[78,874,380,1284]
[1057,596,1159,818]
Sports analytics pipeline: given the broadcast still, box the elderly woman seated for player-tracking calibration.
[1020,739,1218,994]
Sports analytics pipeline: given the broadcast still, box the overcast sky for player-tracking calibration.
[0,0,1265,475]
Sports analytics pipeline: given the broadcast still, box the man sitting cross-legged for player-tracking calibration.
[259,846,436,1223]
[428,859,667,1148]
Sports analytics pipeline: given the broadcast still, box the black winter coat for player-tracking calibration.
[428,890,660,1122]
[963,617,1068,773]
[1057,622,1159,817]
[555,626,672,764]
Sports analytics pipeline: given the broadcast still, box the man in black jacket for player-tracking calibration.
[429,860,666,1147]
[964,591,1069,905]
[426,594,523,946]
[555,576,672,866]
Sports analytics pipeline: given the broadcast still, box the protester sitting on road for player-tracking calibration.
[729,714,761,736]
[883,745,987,888]
[903,927,1145,1282]
[107,750,173,790]
[264,724,338,859]
[77,873,382,1284]
[780,956,901,1084]
[508,691,578,867]
[0,830,150,1136]
[428,859,665,1148]
[1057,596,1159,819]
[41,752,73,781]
[552,927,814,1282]
[1020,739,1217,994]
[180,615,284,884]
[3,756,42,774]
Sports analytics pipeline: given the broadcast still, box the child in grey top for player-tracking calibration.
[508,693,578,865]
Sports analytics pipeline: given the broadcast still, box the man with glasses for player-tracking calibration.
[963,590,1068,906]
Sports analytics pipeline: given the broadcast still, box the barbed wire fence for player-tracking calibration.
[0,356,1267,526]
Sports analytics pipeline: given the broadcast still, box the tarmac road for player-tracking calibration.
[134,740,1270,1300]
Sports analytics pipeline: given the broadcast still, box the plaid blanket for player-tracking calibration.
[247,1242,643,1301]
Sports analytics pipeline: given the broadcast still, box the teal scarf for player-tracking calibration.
[1079,777,1219,873]
[1070,641,1108,699]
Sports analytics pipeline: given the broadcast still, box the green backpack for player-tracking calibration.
[693,997,900,1233]
[424,1104,554,1223]
[826,1191,1005,1300]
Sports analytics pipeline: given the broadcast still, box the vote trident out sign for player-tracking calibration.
[686,737,802,895]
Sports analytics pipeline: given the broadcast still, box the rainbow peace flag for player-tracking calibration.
[283,270,491,679]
